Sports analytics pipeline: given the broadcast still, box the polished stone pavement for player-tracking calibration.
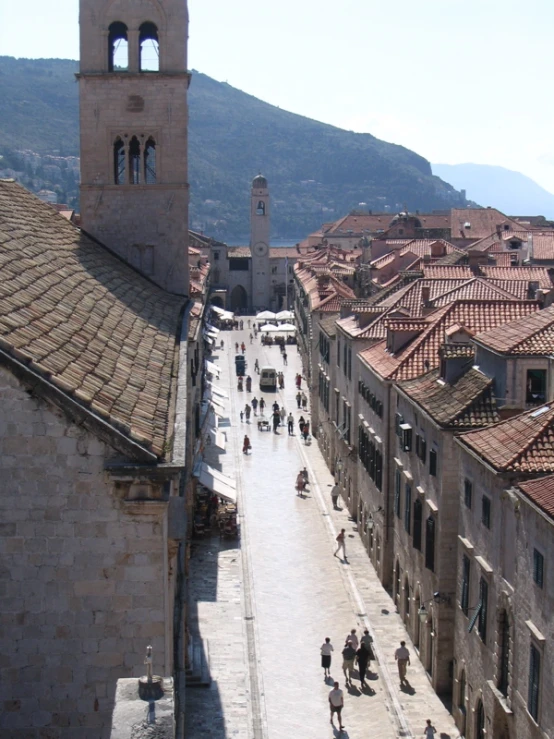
[185,329,460,739]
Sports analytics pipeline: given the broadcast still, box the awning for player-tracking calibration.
[210,305,227,315]
[208,427,226,450]
[203,332,215,345]
[195,462,237,503]
[206,381,229,399]
[204,392,226,410]
[205,361,220,376]
[205,323,220,335]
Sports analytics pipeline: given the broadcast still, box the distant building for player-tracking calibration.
[208,175,298,311]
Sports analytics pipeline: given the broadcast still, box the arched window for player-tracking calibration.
[108,22,128,72]
[128,136,141,184]
[139,22,159,71]
[425,515,436,571]
[256,200,265,215]
[113,137,126,185]
[144,137,156,184]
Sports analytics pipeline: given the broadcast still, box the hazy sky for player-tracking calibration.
[2,0,554,194]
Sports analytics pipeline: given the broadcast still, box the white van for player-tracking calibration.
[259,366,277,391]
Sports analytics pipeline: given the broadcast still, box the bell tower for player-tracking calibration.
[250,174,271,310]
[78,0,190,296]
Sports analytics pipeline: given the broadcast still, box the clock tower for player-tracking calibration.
[250,174,271,310]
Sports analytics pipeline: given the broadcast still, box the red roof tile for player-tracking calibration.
[518,475,554,519]
[458,402,554,475]
[474,304,554,355]
[360,300,540,381]
[480,266,553,289]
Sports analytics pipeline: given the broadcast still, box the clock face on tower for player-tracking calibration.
[254,242,268,257]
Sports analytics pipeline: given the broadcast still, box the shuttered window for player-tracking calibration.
[461,555,470,615]
[429,448,437,476]
[533,549,544,588]
[478,577,488,642]
[425,515,435,571]
[413,498,422,550]
[404,484,412,534]
[528,644,541,721]
[395,470,401,518]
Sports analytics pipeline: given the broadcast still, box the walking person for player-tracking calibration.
[302,420,310,442]
[423,719,437,738]
[283,351,287,365]
[334,529,347,560]
[328,682,345,732]
[295,373,302,389]
[251,397,258,415]
[279,406,286,426]
[395,641,411,686]
[344,629,358,650]
[244,404,251,422]
[259,397,265,415]
[272,409,280,433]
[242,435,251,454]
[356,642,370,688]
[240,410,244,423]
[331,482,340,509]
[296,391,302,409]
[341,640,356,686]
[301,392,308,410]
[320,638,334,680]
[287,413,294,435]
[361,629,374,669]
[295,471,305,497]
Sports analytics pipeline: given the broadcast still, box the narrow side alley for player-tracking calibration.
[186,329,460,739]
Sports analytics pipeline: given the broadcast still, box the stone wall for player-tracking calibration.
[0,368,169,738]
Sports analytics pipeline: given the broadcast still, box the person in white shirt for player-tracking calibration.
[423,719,436,738]
[394,640,411,684]
[328,682,344,731]
[320,637,334,679]
[344,629,358,650]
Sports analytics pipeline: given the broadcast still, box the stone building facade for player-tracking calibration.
[78,0,190,296]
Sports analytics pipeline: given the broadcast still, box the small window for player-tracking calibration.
[460,555,470,615]
[425,515,436,571]
[533,549,544,588]
[464,479,473,509]
[404,484,412,534]
[528,644,541,721]
[526,369,546,406]
[429,449,437,476]
[395,470,402,518]
[256,200,265,215]
[413,498,422,550]
[400,424,412,452]
[478,577,488,642]
[213,251,220,261]
[113,137,126,184]
[128,136,141,184]
[139,22,159,72]
[482,496,491,529]
[144,137,156,184]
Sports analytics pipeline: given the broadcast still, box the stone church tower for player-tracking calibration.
[250,174,271,310]
[78,0,190,295]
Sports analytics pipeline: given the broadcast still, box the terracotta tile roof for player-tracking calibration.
[486,280,529,300]
[399,368,499,428]
[480,266,553,289]
[440,343,475,359]
[458,402,554,474]
[319,314,339,337]
[323,213,395,234]
[375,278,471,315]
[423,265,473,279]
[0,180,186,458]
[517,476,554,519]
[474,305,554,355]
[398,240,462,259]
[450,208,522,240]
[360,300,540,381]
[532,232,554,261]
[430,278,522,306]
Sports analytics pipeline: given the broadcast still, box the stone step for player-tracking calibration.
[185,637,211,688]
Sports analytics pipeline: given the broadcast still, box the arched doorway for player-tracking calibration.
[230,284,248,312]
[475,699,486,739]
[403,577,410,626]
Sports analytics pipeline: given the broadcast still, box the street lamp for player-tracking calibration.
[418,592,451,623]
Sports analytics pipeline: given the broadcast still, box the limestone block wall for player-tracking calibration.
[0,369,169,738]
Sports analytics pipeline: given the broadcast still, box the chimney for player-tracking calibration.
[528,281,540,300]
[386,320,425,354]
[439,342,475,384]
[423,254,431,263]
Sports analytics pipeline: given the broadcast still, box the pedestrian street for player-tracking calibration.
[186,328,460,739]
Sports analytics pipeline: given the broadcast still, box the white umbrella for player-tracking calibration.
[256,310,277,320]
[275,310,294,320]
[272,323,296,332]
[260,323,275,332]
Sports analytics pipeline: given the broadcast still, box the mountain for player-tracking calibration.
[0,56,470,240]
[433,163,554,220]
